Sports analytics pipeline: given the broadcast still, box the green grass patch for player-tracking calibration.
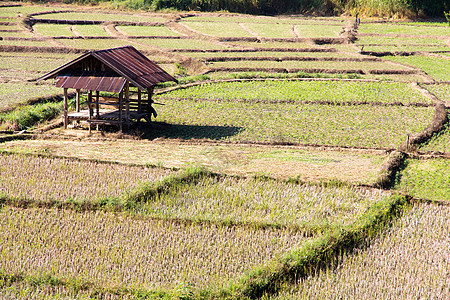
[0,39,56,47]
[294,24,341,37]
[184,51,362,58]
[72,24,110,36]
[157,81,430,105]
[384,55,450,81]
[231,41,323,49]
[138,38,226,50]
[152,98,433,148]
[395,159,450,201]
[208,59,413,71]
[32,24,75,37]
[358,23,450,36]
[0,83,61,113]
[116,25,181,36]
[361,46,450,53]
[36,12,167,23]
[57,38,131,49]
[182,21,254,37]
[0,53,74,73]
[422,83,450,105]
[0,30,33,37]
[242,23,296,38]
[0,101,63,130]
[356,35,447,45]
[420,122,450,153]
[0,5,56,17]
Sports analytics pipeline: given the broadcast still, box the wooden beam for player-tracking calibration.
[76,89,80,112]
[63,88,68,129]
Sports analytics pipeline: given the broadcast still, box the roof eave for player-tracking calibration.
[34,51,92,82]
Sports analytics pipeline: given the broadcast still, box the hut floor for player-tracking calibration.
[68,109,148,124]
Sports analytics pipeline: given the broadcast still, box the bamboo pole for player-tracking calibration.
[63,88,68,129]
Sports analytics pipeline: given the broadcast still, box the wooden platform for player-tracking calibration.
[69,109,147,121]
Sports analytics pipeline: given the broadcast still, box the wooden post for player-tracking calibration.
[148,86,155,121]
[125,81,130,130]
[63,88,68,129]
[137,88,141,113]
[88,90,93,133]
[95,90,100,118]
[119,90,123,132]
[76,89,80,112]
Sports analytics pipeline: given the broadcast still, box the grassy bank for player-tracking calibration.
[27,0,450,17]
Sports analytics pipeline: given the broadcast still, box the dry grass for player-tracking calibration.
[0,207,309,291]
[144,176,391,228]
[0,153,172,202]
[0,139,387,184]
[269,204,450,299]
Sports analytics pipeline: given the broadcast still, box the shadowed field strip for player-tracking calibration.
[269,203,450,299]
[0,139,386,184]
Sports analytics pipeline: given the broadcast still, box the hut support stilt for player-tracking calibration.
[63,88,68,129]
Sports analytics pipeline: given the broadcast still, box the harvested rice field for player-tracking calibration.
[0,207,309,291]
[0,153,173,202]
[269,204,450,299]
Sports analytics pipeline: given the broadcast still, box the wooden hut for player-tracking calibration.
[37,46,177,132]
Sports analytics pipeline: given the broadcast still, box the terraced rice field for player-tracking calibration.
[0,3,449,299]
[156,80,431,105]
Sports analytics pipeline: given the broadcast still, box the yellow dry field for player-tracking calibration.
[0,138,386,184]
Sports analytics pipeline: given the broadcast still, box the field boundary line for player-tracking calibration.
[399,103,448,152]
[218,194,408,299]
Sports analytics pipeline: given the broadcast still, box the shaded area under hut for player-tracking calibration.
[36,46,177,132]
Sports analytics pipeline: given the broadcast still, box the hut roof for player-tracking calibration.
[36,46,177,92]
